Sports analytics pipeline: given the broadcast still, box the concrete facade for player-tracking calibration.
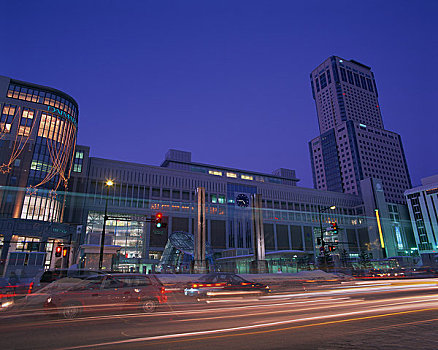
[309,57,411,204]
[66,149,372,271]
[405,175,438,262]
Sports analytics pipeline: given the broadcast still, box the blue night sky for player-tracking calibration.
[1,1,437,188]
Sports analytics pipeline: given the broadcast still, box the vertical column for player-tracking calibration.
[273,224,278,251]
[225,217,230,249]
[301,225,306,251]
[250,193,268,273]
[188,214,193,236]
[144,220,151,257]
[193,187,208,273]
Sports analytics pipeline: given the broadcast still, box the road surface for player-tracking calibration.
[1,278,437,349]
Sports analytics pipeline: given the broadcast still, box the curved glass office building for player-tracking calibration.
[0,75,78,223]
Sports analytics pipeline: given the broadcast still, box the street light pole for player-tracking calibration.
[99,180,114,270]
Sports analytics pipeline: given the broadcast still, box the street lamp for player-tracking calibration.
[318,205,336,268]
[99,179,114,270]
[293,254,298,273]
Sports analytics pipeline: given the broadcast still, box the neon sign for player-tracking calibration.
[47,106,77,126]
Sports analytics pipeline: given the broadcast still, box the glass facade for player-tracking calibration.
[158,231,215,273]
[7,83,78,120]
[86,211,145,261]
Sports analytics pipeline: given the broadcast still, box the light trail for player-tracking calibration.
[263,280,438,299]
[178,298,357,323]
[58,305,438,349]
[3,286,438,329]
[2,278,437,331]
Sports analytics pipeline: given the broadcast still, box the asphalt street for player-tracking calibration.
[1,278,437,350]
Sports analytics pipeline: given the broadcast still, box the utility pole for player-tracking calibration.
[99,180,114,270]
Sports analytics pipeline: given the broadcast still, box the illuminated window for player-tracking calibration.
[7,84,78,119]
[226,172,237,178]
[12,235,41,252]
[38,113,71,143]
[218,196,225,204]
[241,175,253,180]
[208,170,222,176]
[1,104,17,133]
[18,108,34,136]
[21,194,61,222]
[73,151,84,172]
[73,164,82,172]
[30,160,50,172]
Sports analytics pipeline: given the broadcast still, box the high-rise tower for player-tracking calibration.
[309,56,411,204]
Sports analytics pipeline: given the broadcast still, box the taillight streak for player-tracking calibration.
[192,283,226,288]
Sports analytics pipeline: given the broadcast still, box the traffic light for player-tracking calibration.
[62,247,69,258]
[328,245,336,252]
[155,212,163,228]
[317,237,322,245]
[55,246,62,258]
[331,222,338,234]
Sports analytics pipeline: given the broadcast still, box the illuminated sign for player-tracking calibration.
[375,209,385,248]
[47,106,77,126]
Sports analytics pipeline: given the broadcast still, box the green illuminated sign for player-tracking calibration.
[47,106,77,126]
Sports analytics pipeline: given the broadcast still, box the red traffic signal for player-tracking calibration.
[62,247,68,257]
[331,222,338,234]
[328,245,336,252]
[155,213,163,228]
[55,246,62,258]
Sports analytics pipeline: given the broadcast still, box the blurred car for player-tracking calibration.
[387,268,406,278]
[44,273,167,319]
[1,275,34,297]
[408,267,438,278]
[351,269,371,278]
[19,270,108,311]
[184,273,271,298]
[369,269,391,278]
[33,269,106,292]
[0,278,15,310]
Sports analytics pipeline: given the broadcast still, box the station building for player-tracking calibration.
[0,72,418,276]
[67,148,412,273]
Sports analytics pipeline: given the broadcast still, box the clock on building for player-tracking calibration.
[235,193,250,207]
